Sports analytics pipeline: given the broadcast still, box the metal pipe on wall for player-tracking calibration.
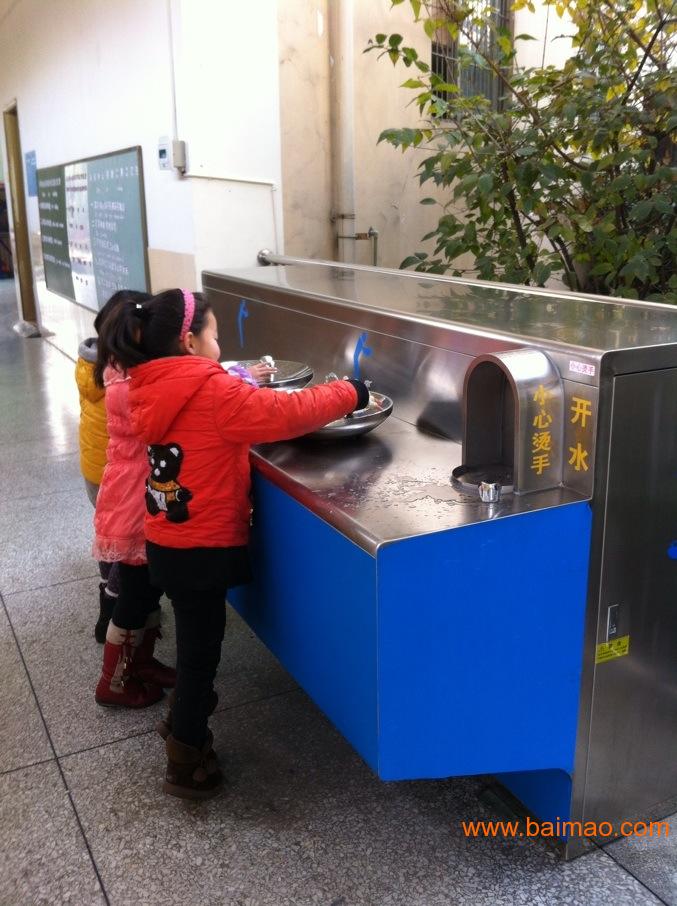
[329,0,356,263]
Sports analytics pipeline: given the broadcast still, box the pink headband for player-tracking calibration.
[180,290,195,341]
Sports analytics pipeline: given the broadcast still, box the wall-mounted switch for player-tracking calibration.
[158,137,186,173]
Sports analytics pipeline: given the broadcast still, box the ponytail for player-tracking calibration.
[93,290,151,386]
[94,287,211,387]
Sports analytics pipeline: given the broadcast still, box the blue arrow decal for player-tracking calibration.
[237,300,249,349]
[353,332,373,380]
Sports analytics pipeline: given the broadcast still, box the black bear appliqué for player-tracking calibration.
[145,443,193,523]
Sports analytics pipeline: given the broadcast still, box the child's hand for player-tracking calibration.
[247,362,278,383]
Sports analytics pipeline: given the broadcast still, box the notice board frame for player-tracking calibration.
[37,145,150,311]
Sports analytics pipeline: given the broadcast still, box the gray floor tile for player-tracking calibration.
[0,334,76,391]
[0,450,83,502]
[0,488,98,594]
[0,367,80,446]
[0,760,105,906]
[61,692,661,906]
[0,363,73,399]
[216,605,299,706]
[605,813,677,905]
[0,395,79,446]
[0,432,80,466]
[0,373,76,403]
[3,576,160,756]
[0,605,54,773]
[4,576,296,756]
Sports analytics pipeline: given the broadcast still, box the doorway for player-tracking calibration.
[3,104,37,324]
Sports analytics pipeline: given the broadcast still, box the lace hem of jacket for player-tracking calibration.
[92,538,147,565]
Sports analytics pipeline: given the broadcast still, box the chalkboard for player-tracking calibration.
[38,147,149,310]
[37,165,75,300]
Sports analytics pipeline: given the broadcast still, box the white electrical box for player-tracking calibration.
[158,137,186,172]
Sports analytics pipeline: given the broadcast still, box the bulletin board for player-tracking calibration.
[37,146,149,311]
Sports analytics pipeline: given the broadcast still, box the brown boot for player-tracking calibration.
[132,609,176,689]
[95,622,164,708]
[163,733,223,800]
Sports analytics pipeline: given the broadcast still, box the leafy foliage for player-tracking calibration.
[366,0,677,301]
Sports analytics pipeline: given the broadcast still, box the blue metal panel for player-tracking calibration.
[376,502,592,780]
[495,769,573,825]
[232,473,591,809]
[229,474,380,769]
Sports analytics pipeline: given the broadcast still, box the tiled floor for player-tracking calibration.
[0,278,674,906]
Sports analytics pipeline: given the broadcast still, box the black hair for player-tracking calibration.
[93,290,151,386]
[94,288,211,387]
[93,289,150,336]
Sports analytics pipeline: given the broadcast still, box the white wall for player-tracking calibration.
[0,0,283,353]
[353,0,449,269]
[278,0,334,261]
[514,3,576,70]
[175,0,283,275]
[279,0,446,269]
[0,0,195,257]
[0,0,193,351]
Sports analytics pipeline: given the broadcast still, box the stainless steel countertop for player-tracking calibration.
[205,263,677,355]
[251,416,587,556]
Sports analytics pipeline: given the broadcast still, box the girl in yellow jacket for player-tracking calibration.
[76,290,150,641]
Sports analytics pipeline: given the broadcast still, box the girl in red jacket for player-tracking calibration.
[96,288,368,800]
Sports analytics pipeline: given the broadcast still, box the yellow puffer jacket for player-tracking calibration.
[75,337,109,485]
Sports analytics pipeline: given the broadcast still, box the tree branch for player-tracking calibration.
[457,22,589,171]
[551,236,580,290]
[501,163,536,276]
[520,208,579,288]
[593,8,632,87]
[622,19,666,103]
[599,0,666,69]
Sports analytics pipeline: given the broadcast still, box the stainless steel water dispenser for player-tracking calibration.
[205,255,677,857]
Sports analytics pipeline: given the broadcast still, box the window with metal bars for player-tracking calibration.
[430,0,511,110]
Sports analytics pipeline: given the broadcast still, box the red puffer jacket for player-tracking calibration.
[129,356,358,549]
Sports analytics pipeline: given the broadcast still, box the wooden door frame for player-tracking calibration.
[3,101,39,327]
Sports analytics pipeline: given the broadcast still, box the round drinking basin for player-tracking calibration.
[303,392,394,441]
[222,359,313,389]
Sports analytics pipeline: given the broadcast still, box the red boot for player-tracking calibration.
[95,622,164,708]
[132,609,176,689]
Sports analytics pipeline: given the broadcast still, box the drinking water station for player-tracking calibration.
[204,255,677,857]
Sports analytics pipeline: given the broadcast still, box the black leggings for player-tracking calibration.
[146,542,251,749]
[170,590,228,748]
[111,563,163,631]
[99,560,120,596]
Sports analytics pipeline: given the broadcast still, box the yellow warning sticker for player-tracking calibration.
[596,635,630,664]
